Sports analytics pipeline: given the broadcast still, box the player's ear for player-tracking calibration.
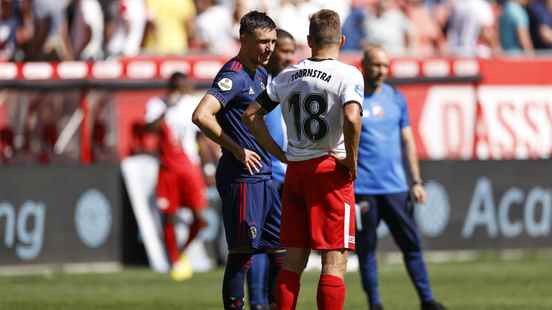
[239,33,248,46]
[339,35,346,49]
[307,34,313,48]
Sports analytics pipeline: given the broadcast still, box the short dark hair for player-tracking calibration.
[276,28,294,41]
[239,10,277,36]
[309,9,341,47]
[168,72,187,90]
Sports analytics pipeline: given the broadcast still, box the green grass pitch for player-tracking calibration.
[1,255,551,310]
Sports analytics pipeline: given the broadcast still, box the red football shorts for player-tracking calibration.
[156,163,207,214]
[281,155,356,251]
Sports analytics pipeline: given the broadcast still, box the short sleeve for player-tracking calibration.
[512,5,529,27]
[266,74,281,103]
[396,90,410,129]
[206,71,244,107]
[479,2,495,27]
[144,97,166,123]
[340,67,364,106]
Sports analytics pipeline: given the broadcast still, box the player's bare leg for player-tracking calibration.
[171,210,207,282]
[182,209,208,250]
[318,249,348,310]
[276,247,310,310]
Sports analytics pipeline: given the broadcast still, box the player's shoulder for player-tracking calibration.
[270,63,300,84]
[211,57,247,91]
[220,57,245,73]
[146,96,166,107]
[215,58,247,79]
[338,61,363,77]
[383,83,407,103]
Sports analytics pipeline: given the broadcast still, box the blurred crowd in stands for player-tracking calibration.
[2,0,552,165]
[1,0,552,62]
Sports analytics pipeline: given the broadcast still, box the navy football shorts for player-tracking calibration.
[217,179,281,251]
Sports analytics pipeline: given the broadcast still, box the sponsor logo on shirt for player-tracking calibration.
[248,87,255,96]
[217,78,233,91]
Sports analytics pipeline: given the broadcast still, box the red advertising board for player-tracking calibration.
[2,56,552,160]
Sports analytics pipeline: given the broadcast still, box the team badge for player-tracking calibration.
[217,78,233,91]
[372,105,384,118]
[248,225,257,240]
[354,84,363,97]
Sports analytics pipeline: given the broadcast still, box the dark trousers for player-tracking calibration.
[356,192,433,305]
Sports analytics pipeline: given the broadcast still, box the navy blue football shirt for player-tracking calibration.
[207,57,272,182]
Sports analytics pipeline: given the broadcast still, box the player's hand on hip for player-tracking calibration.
[411,184,427,204]
[335,156,357,180]
[236,148,262,175]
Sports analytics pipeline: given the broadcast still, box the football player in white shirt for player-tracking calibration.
[243,9,364,310]
[144,72,212,281]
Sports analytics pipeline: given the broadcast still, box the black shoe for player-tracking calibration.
[421,300,447,310]
[370,304,384,310]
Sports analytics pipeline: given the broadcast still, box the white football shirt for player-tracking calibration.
[145,95,201,164]
[266,58,364,161]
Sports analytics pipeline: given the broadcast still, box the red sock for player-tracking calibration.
[182,217,207,250]
[163,221,179,264]
[317,274,346,310]
[276,270,300,310]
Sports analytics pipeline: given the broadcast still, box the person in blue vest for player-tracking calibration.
[246,28,295,310]
[355,45,447,310]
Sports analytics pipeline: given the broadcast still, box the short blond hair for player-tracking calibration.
[309,9,341,47]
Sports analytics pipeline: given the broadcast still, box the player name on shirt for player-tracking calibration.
[291,68,332,83]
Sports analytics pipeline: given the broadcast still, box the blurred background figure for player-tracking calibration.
[527,0,552,51]
[69,0,104,60]
[144,72,210,281]
[342,0,379,51]
[402,0,446,56]
[446,0,499,57]
[272,0,320,50]
[363,0,416,56]
[499,0,533,55]
[142,0,196,55]
[106,0,147,57]
[194,0,237,55]
[30,0,72,60]
[0,0,18,60]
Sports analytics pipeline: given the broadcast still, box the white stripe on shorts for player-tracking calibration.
[344,203,351,248]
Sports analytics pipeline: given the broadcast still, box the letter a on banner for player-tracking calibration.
[462,177,499,239]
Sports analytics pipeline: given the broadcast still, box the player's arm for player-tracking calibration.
[242,92,287,164]
[338,69,364,180]
[143,97,166,131]
[401,127,426,203]
[197,131,220,186]
[192,94,261,174]
[341,102,362,180]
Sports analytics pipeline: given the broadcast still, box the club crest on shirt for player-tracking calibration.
[217,78,233,91]
[248,225,257,240]
[372,104,384,118]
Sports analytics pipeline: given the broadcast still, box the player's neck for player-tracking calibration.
[237,51,260,74]
[365,82,383,95]
[310,46,339,61]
